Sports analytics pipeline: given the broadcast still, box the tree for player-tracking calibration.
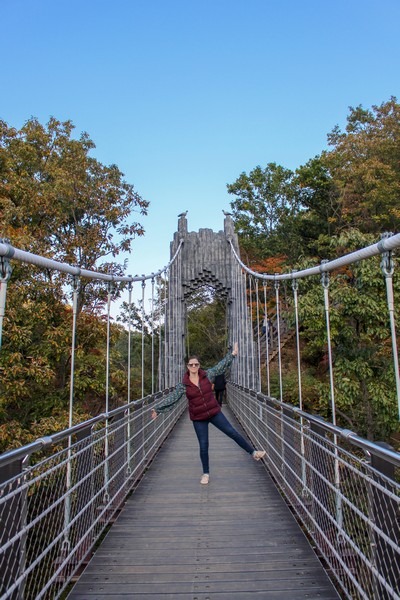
[0,117,149,447]
[227,163,302,260]
[325,97,400,234]
[226,98,400,442]
[0,275,72,425]
[294,156,341,248]
[0,117,149,312]
[228,98,400,266]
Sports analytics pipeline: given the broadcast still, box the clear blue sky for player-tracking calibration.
[2,0,399,281]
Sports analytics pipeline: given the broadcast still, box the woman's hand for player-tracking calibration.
[151,409,158,420]
[232,342,238,357]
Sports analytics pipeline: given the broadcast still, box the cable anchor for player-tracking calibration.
[0,239,13,282]
[320,260,330,289]
[380,232,394,277]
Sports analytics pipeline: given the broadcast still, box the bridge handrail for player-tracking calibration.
[228,385,400,600]
[0,389,173,469]
[238,385,400,467]
[3,383,399,473]
[0,239,184,282]
[0,390,187,600]
[229,232,400,280]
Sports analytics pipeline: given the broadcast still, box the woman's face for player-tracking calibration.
[187,359,200,372]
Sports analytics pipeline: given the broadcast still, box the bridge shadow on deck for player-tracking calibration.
[68,406,340,600]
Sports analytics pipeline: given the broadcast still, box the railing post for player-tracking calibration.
[110,411,127,510]
[0,457,27,599]
[63,275,80,574]
[56,424,95,582]
[282,406,297,496]
[369,442,400,599]
[263,396,272,454]
[309,420,332,548]
[103,281,114,503]
[75,425,95,560]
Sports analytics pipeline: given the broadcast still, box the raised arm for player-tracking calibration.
[206,343,238,382]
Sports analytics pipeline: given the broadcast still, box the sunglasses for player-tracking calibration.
[188,362,199,367]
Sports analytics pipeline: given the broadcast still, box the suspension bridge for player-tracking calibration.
[1,215,400,599]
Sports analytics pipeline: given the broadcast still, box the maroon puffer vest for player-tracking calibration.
[183,369,221,421]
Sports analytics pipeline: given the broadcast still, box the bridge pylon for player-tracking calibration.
[163,214,258,389]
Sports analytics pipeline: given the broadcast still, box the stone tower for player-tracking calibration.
[163,214,257,388]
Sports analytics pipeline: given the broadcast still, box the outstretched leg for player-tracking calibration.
[209,411,254,454]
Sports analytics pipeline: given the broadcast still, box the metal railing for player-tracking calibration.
[2,385,400,600]
[0,393,186,600]
[228,384,400,600]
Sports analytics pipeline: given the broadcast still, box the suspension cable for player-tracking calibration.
[292,274,302,411]
[380,233,400,418]
[127,282,133,404]
[255,279,261,392]
[157,275,163,391]
[228,234,400,281]
[141,279,146,399]
[150,277,155,395]
[321,263,336,426]
[274,277,283,402]
[263,283,271,396]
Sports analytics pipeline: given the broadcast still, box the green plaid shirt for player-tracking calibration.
[155,352,235,415]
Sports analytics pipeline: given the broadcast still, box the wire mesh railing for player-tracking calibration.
[228,384,400,600]
[0,392,186,600]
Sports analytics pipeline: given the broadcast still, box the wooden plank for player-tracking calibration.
[69,592,340,600]
[77,560,327,578]
[70,577,337,594]
[67,407,340,599]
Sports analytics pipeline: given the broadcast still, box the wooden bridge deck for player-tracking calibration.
[68,407,340,600]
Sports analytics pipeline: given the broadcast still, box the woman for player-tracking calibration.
[151,343,266,485]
